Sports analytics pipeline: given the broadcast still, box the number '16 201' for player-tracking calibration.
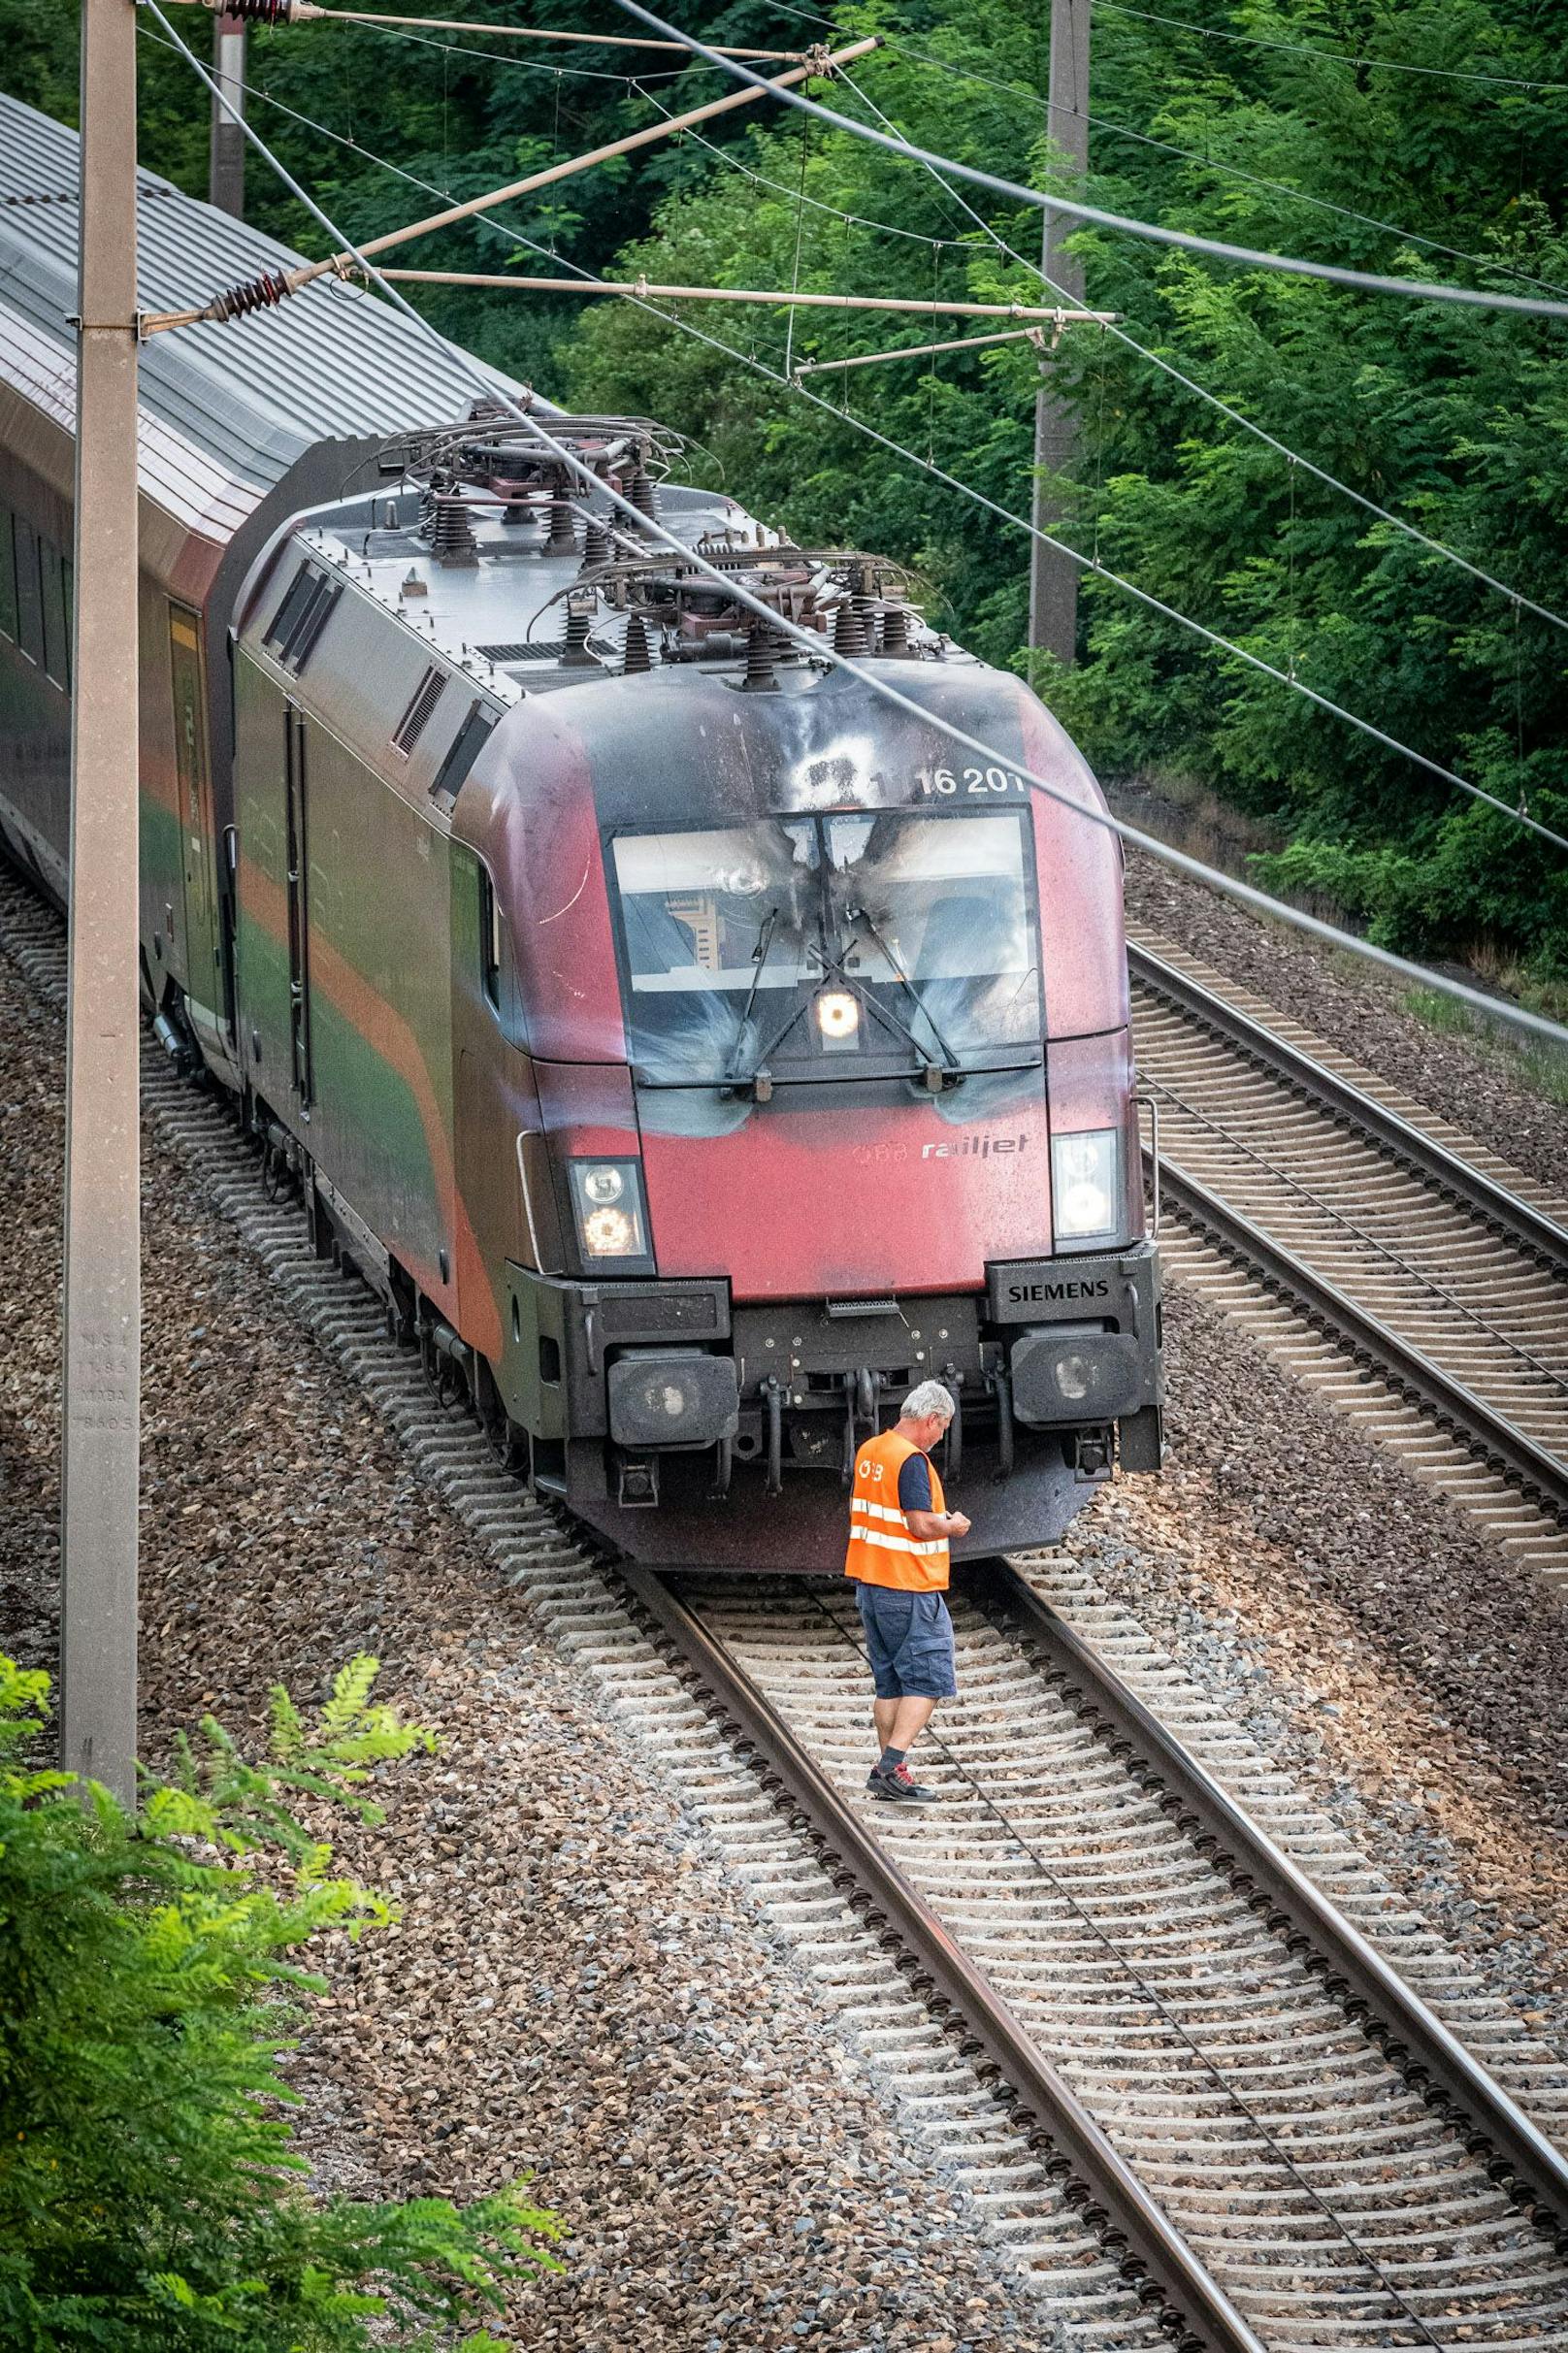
[915,765,1026,798]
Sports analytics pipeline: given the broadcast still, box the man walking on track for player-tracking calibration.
[844,1380,970,1805]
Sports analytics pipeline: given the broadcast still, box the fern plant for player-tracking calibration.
[0,1653,561,2350]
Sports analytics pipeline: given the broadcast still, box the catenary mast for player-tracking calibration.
[1028,0,1091,665]
[59,0,142,1804]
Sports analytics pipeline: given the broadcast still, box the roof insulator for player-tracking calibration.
[560,591,603,670]
[214,0,303,21]
[429,494,478,568]
[622,611,652,675]
[627,468,661,532]
[208,268,291,324]
[740,616,779,693]
[833,599,870,659]
[881,601,913,657]
[580,519,611,571]
[545,495,578,558]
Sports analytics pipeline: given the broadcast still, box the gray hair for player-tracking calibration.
[901,1379,956,1424]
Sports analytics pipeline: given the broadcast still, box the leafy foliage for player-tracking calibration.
[0,1654,561,2350]
[560,1,1568,978]
[1,0,1563,971]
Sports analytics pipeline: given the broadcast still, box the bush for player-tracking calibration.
[0,1653,561,2350]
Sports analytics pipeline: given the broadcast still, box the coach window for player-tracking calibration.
[14,518,43,667]
[0,509,16,642]
[40,538,67,688]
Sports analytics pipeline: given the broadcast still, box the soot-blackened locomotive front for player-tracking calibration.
[459,650,1162,1572]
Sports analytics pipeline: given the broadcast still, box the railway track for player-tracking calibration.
[5,866,1568,2346]
[658,1561,1568,2349]
[1128,935,1568,1587]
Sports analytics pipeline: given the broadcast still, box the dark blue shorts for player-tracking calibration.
[853,1583,958,1701]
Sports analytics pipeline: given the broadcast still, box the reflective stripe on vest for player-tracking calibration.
[844,1427,949,1592]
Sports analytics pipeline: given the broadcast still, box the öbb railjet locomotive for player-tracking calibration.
[0,98,1161,1570]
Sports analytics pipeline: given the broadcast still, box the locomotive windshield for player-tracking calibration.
[609,809,1040,1087]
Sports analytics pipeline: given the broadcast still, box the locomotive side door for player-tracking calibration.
[283,700,313,1116]
[450,841,548,1369]
[168,605,223,1032]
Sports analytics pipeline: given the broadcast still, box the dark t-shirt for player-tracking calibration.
[898,1450,933,1516]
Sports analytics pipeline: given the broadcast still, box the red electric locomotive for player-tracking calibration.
[0,98,1161,1574]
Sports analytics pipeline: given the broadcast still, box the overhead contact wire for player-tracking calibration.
[1091,1,1568,95]
[143,2,1568,1053]
[819,65,1568,637]
[181,40,1568,863]
[631,66,1563,635]
[745,14,1568,301]
[604,0,1568,321]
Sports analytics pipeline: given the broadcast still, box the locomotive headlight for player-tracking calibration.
[815,989,860,1050]
[584,1205,636,1256]
[570,1160,649,1261]
[1052,1128,1121,1244]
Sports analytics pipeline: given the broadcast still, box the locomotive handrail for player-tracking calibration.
[1138,1092,1161,1237]
[514,1127,554,1276]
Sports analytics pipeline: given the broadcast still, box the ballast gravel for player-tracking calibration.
[1124,850,1568,1196]
[0,946,1046,2351]
[5,875,1568,2337]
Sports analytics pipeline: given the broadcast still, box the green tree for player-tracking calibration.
[561,2,1568,979]
[4,0,1563,971]
[0,1653,560,2349]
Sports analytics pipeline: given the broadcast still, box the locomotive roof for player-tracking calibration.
[278,476,776,708]
[0,92,516,540]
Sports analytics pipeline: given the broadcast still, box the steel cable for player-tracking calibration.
[606,0,1568,320]
[141,2,1568,1050]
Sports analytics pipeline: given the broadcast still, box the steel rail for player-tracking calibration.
[1153,1151,1568,1521]
[1130,939,1568,1269]
[1161,1149,1568,1511]
[617,1561,1265,2353]
[966,1559,1568,2246]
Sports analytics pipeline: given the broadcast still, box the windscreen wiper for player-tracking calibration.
[726,905,781,1081]
[844,904,962,1088]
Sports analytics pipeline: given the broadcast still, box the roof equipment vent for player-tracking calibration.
[430,701,497,805]
[475,638,565,664]
[264,559,320,653]
[392,665,446,755]
[264,560,342,674]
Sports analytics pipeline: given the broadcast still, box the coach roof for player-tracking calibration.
[0,91,514,539]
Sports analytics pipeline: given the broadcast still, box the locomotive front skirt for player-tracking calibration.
[0,92,1161,1572]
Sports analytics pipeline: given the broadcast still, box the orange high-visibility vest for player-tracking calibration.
[844,1428,949,1593]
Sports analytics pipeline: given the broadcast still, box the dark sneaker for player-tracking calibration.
[866,1762,940,1804]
